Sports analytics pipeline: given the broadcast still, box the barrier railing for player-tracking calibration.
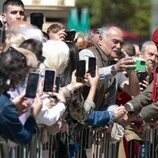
[0,127,158,158]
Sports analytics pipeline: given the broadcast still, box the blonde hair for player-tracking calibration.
[4,30,25,51]
[13,46,38,69]
[41,40,69,75]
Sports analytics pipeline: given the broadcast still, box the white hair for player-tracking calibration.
[9,24,44,42]
[18,25,44,42]
[141,41,156,53]
[41,40,69,75]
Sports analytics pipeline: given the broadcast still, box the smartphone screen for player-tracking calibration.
[25,73,40,98]
[55,76,60,93]
[65,30,76,41]
[43,70,55,92]
[0,29,2,47]
[88,57,96,77]
[137,71,148,82]
[76,60,86,82]
[0,29,4,47]
[0,20,5,47]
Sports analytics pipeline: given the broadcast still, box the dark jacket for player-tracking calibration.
[128,81,158,122]
[0,93,38,145]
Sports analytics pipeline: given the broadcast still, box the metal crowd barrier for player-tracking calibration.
[0,126,158,158]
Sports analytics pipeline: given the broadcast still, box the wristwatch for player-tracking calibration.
[111,65,117,76]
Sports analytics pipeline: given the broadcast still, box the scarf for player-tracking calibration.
[152,67,158,102]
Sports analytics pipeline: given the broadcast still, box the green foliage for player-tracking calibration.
[76,0,151,37]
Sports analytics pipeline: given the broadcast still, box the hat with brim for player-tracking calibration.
[12,46,38,69]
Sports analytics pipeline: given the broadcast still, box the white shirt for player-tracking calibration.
[37,98,66,126]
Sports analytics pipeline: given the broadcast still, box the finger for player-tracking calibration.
[143,80,149,86]
[141,83,147,88]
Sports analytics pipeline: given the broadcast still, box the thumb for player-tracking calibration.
[19,92,26,99]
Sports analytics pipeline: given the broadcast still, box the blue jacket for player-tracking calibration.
[85,110,114,128]
[0,93,38,145]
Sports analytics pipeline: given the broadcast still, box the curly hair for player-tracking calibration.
[0,47,29,92]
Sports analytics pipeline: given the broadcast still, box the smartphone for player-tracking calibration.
[25,72,40,98]
[137,71,148,82]
[43,69,55,92]
[76,60,86,82]
[88,57,96,77]
[55,76,60,93]
[0,29,3,47]
[65,30,76,41]
[0,27,4,47]
[135,58,146,71]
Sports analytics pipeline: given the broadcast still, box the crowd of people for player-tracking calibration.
[0,0,158,157]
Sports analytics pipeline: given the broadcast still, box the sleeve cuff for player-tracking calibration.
[107,110,115,124]
[84,99,95,112]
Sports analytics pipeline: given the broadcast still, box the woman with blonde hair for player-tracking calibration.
[37,40,70,127]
